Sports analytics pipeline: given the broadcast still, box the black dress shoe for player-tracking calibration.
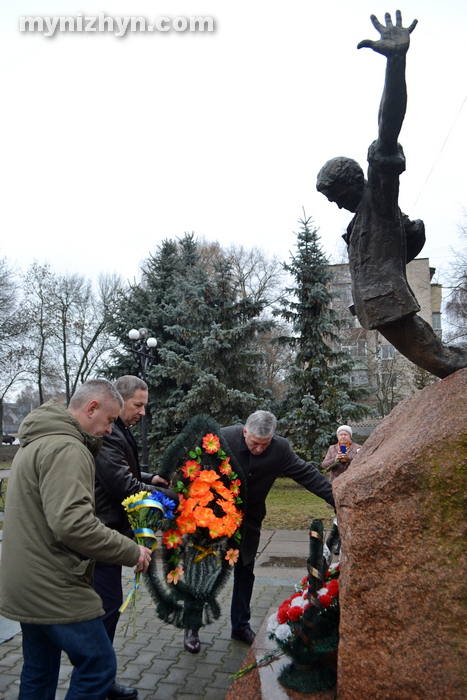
[231,627,256,645]
[108,682,138,699]
[184,628,200,653]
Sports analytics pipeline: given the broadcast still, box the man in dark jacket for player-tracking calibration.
[94,375,176,700]
[184,410,335,651]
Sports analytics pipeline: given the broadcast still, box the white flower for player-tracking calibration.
[295,595,308,608]
[328,562,339,571]
[266,613,279,633]
[274,623,292,641]
[317,587,328,597]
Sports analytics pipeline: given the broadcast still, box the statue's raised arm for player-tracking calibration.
[358,11,418,154]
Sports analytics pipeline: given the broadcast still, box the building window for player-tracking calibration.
[432,312,441,330]
[341,339,367,356]
[380,344,395,360]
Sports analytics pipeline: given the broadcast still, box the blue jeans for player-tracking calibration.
[19,618,116,700]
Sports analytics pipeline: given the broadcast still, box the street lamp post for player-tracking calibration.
[128,327,158,468]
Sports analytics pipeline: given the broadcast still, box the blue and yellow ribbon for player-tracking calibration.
[119,573,140,613]
[134,528,158,551]
[126,499,165,513]
[119,499,165,614]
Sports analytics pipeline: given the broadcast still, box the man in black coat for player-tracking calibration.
[94,375,177,700]
[184,410,335,651]
[224,410,335,644]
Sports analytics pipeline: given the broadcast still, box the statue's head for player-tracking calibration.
[316,157,365,212]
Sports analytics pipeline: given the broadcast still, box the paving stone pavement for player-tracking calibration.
[0,530,312,700]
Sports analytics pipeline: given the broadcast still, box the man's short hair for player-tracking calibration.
[245,410,277,438]
[316,156,365,195]
[68,379,123,410]
[114,375,148,401]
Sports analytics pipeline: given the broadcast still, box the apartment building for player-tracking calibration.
[329,258,440,423]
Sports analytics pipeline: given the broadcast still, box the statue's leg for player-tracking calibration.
[378,315,467,379]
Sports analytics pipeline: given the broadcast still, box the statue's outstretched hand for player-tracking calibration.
[357,11,417,56]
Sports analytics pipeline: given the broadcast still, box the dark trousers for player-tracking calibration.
[93,562,123,643]
[231,554,255,632]
[19,619,116,700]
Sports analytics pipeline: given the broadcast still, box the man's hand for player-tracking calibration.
[151,474,169,487]
[134,545,152,574]
[357,11,417,57]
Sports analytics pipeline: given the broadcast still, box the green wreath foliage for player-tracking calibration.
[144,414,247,630]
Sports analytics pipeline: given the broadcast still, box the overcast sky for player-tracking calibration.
[1,0,466,287]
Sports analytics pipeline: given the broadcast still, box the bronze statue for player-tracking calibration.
[317,11,467,379]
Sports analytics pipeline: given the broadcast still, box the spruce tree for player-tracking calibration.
[173,255,273,423]
[106,234,274,463]
[277,214,372,463]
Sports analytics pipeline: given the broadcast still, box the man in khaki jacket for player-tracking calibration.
[0,379,152,700]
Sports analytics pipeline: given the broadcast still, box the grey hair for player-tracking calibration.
[68,379,123,410]
[114,375,147,401]
[245,410,277,438]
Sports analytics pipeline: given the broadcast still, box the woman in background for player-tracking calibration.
[321,425,362,483]
[321,425,362,556]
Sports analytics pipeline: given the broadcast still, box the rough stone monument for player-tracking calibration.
[334,369,467,699]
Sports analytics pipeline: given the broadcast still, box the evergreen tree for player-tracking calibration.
[106,233,274,463]
[276,214,372,463]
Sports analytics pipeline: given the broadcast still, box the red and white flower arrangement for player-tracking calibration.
[267,563,340,645]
